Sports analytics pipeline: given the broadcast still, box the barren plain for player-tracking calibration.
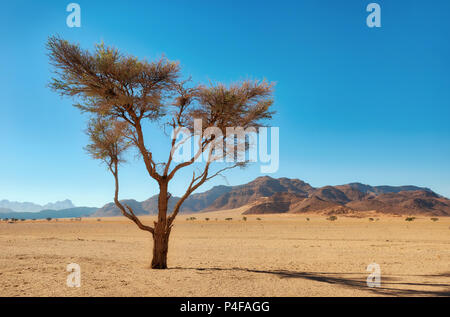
[1,209,449,297]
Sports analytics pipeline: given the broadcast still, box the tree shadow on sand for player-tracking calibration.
[171,267,450,297]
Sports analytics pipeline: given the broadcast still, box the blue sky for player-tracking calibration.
[1,0,449,207]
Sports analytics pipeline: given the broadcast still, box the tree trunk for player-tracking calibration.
[151,181,170,269]
[151,227,170,269]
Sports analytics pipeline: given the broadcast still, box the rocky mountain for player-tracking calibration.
[93,176,314,216]
[0,199,75,213]
[92,176,450,217]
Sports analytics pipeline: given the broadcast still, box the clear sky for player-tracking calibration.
[1,0,449,207]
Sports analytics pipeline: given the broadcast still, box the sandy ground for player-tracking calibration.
[0,209,449,297]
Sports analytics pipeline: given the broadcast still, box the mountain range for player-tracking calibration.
[0,207,98,220]
[91,176,450,217]
[0,199,75,213]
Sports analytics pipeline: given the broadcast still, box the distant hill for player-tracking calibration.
[91,200,147,218]
[0,199,75,213]
[0,207,97,220]
[92,176,450,217]
[0,207,14,213]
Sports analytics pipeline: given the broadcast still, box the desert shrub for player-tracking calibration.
[186,217,197,221]
[369,218,374,222]
[256,218,262,221]
[225,218,233,221]
[242,217,247,221]
[46,217,52,221]
[205,218,210,221]
[405,217,415,222]
[306,218,310,221]
[97,218,101,221]
[20,219,25,222]
[430,218,439,222]
[326,216,338,221]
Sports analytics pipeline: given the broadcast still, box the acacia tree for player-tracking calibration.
[47,36,275,269]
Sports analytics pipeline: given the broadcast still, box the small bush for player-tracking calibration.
[326,216,338,221]
[368,218,374,222]
[205,218,210,221]
[242,217,247,221]
[186,217,197,221]
[46,217,52,221]
[97,218,101,221]
[256,218,262,221]
[430,218,439,222]
[225,218,233,221]
[306,218,310,221]
[20,219,25,222]
[405,217,415,222]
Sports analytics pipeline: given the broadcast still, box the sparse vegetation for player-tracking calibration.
[225,218,233,221]
[242,217,247,221]
[405,217,416,222]
[369,218,374,222]
[306,218,310,221]
[186,217,197,221]
[326,216,338,221]
[205,218,210,221]
[46,217,52,221]
[256,218,262,221]
[431,218,439,222]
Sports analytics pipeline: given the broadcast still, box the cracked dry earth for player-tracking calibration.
[0,213,449,297]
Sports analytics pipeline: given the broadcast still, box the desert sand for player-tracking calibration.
[0,209,449,297]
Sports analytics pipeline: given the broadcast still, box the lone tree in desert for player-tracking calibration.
[47,36,275,269]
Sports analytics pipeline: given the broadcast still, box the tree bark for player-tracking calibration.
[151,226,170,269]
[151,181,171,269]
